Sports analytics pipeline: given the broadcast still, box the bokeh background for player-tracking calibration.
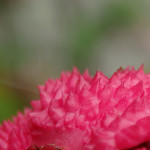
[0,0,150,122]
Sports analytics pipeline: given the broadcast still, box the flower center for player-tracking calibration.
[126,141,150,150]
[26,144,63,150]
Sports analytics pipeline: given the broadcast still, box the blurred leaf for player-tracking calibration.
[0,42,29,73]
[0,85,27,122]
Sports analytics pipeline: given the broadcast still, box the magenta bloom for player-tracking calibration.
[1,66,150,150]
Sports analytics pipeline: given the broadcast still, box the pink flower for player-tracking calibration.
[1,66,150,150]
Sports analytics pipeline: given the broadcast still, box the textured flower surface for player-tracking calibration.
[1,66,150,150]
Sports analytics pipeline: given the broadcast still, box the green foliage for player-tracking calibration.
[0,85,26,122]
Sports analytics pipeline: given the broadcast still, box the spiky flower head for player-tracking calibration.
[1,65,150,150]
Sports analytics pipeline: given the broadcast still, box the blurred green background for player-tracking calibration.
[0,0,150,122]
